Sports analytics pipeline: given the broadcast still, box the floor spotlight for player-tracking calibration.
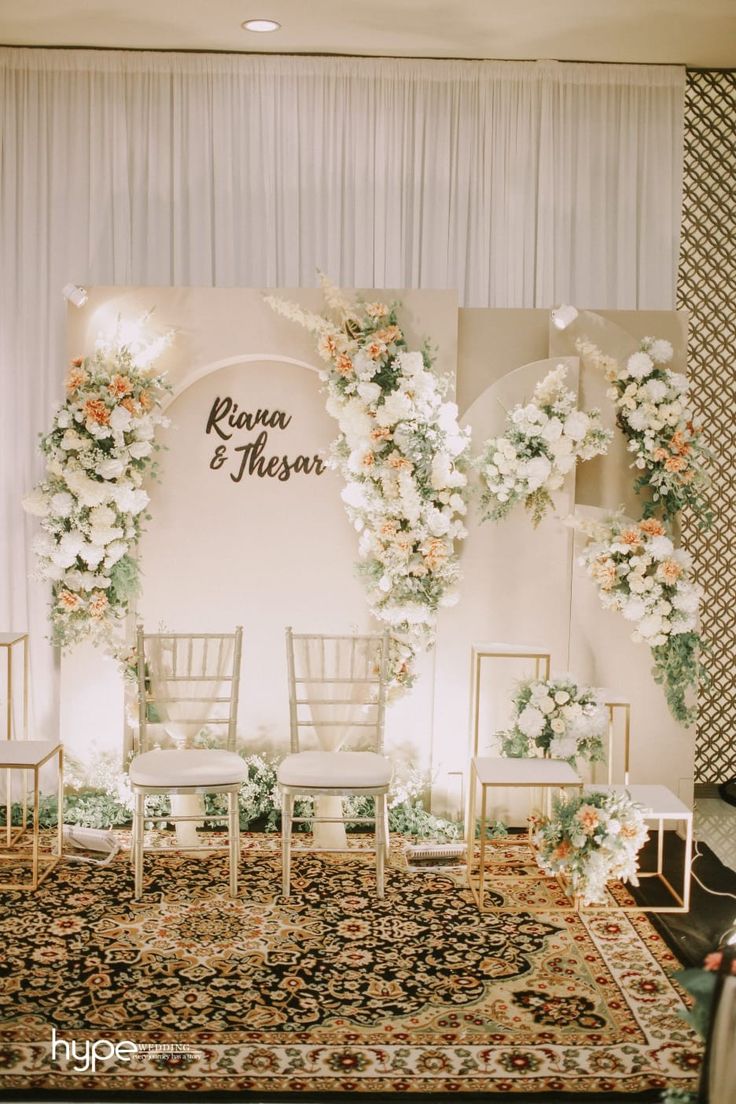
[552,304,578,330]
[62,284,88,308]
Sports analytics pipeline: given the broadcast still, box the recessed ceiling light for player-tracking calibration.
[241,18,281,33]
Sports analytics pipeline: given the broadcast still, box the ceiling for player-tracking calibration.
[0,0,734,67]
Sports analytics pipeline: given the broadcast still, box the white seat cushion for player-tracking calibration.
[129,748,247,788]
[278,750,392,789]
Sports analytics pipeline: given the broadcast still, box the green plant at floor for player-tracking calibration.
[2,752,465,841]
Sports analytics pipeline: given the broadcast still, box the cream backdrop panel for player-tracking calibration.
[59,294,694,817]
[60,287,457,776]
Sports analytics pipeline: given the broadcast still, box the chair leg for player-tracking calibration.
[282,792,294,898]
[375,793,386,899]
[228,790,239,898]
[383,798,391,860]
[134,791,145,899]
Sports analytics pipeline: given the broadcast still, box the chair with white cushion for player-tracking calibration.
[278,628,392,898]
[129,626,245,899]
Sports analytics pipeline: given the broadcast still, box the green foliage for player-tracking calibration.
[651,631,705,726]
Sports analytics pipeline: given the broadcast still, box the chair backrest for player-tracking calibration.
[134,627,243,755]
[285,628,390,755]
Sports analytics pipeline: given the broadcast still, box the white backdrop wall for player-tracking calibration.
[0,47,685,736]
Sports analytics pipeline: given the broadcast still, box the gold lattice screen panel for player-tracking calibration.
[677,69,736,783]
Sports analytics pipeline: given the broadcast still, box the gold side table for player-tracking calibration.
[596,689,632,786]
[0,740,63,890]
[580,782,693,914]
[1,632,29,847]
[466,755,583,912]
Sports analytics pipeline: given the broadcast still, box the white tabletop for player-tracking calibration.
[595,688,631,706]
[473,756,582,786]
[583,782,692,817]
[472,642,550,657]
[0,740,62,767]
[0,632,28,646]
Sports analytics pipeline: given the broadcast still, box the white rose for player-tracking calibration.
[517,706,545,738]
[341,482,368,509]
[538,695,555,715]
[375,391,412,427]
[541,417,563,443]
[50,491,75,517]
[397,351,424,377]
[637,613,663,639]
[550,717,566,734]
[104,540,127,567]
[645,378,668,403]
[430,452,452,490]
[89,504,116,528]
[56,410,71,429]
[550,735,578,760]
[622,595,647,622]
[649,339,673,364]
[426,507,450,537]
[109,405,133,433]
[647,534,675,560]
[554,691,570,705]
[79,543,106,568]
[357,382,382,405]
[89,525,124,546]
[563,411,590,442]
[96,457,126,480]
[22,489,50,517]
[524,455,552,491]
[437,402,461,435]
[128,441,153,459]
[60,430,85,451]
[66,469,109,508]
[627,351,655,379]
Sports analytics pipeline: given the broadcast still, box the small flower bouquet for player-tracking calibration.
[578,514,704,724]
[577,335,711,527]
[531,789,649,907]
[267,277,471,689]
[498,676,606,767]
[23,336,169,648]
[478,364,611,526]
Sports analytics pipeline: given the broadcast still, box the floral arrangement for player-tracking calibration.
[576,335,711,527]
[478,364,611,526]
[23,330,169,648]
[266,278,471,687]
[578,513,704,724]
[531,789,649,907]
[498,676,606,767]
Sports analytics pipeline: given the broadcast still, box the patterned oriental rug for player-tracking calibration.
[0,839,701,1097]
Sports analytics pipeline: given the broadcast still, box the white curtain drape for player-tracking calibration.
[0,48,685,734]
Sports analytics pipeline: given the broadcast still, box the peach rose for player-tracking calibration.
[371,427,392,443]
[57,590,81,611]
[665,455,687,472]
[139,390,153,411]
[318,333,339,360]
[657,559,682,584]
[375,325,402,344]
[592,558,617,590]
[70,356,84,368]
[553,839,572,860]
[620,528,641,546]
[365,302,389,319]
[88,592,109,619]
[336,355,353,377]
[653,447,669,463]
[108,374,132,397]
[640,518,666,537]
[360,451,375,469]
[388,455,413,472]
[575,805,600,834]
[380,520,399,537]
[66,367,87,392]
[422,538,448,571]
[84,399,110,425]
[366,341,387,361]
[121,397,139,415]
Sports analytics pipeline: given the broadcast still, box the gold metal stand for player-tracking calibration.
[469,643,552,757]
[466,755,583,913]
[0,741,63,890]
[1,632,29,848]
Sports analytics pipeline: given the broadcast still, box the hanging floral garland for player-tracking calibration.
[575,335,712,527]
[267,279,471,688]
[478,364,612,526]
[23,329,169,648]
[577,513,704,724]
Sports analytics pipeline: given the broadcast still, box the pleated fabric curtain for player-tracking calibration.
[0,49,685,732]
